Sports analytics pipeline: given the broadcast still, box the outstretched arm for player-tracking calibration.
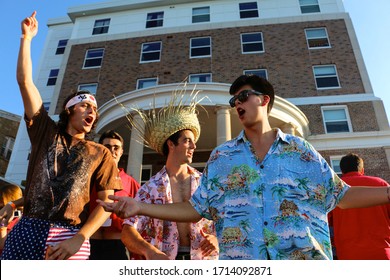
[337,186,390,209]
[99,195,202,222]
[17,11,42,120]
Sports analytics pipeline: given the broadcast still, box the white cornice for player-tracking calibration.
[308,130,390,150]
[287,93,380,106]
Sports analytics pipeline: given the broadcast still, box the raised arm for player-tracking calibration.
[17,11,42,120]
[99,195,202,223]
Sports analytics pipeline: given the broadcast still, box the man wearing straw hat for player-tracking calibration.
[120,90,218,260]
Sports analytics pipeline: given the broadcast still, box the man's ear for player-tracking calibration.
[262,95,270,106]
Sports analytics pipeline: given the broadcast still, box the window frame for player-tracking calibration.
[243,69,268,79]
[313,65,340,89]
[305,27,331,49]
[299,0,320,14]
[55,39,68,55]
[189,73,212,83]
[241,32,264,54]
[83,48,105,69]
[78,83,98,95]
[136,77,158,89]
[1,136,15,160]
[92,18,111,35]
[321,105,352,134]
[46,69,59,86]
[329,155,343,177]
[140,42,162,63]
[146,11,164,28]
[239,2,259,19]
[192,6,210,23]
[190,37,212,58]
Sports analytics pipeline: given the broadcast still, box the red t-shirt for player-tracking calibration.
[90,168,140,232]
[329,172,390,259]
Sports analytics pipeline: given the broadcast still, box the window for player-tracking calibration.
[330,156,343,176]
[78,83,98,95]
[189,73,212,83]
[46,69,59,86]
[244,69,268,79]
[140,42,162,62]
[321,106,352,133]
[137,78,158,89]
[92,19,110,35]
[192,7,210,23]
[241,32,264,53]
[299,0,320,14]
[239,2,259,18]
[1,137,15,160]
[55,39,68,55]
[141,165,152,184]
[83,48,104,68]
[305,28,330,49]
[43,102,51,111]
[190,37,211,58]
[146,12,164,28]
[313,65,340,89]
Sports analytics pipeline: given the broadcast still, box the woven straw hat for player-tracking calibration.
[121,83,202,154]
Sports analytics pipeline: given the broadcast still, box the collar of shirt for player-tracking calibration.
[235,128,291,146]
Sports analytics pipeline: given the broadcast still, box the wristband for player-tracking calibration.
[21,34,31,41]
[7,201,16,210]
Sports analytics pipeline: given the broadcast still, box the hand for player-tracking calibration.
[22,11,38,39]
[145,249,170,260]
[45,233,85,260]
[0,204,15,228]
[97,195,140,219]
[199,230,218,257]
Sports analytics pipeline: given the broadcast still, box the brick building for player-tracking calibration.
[0,110,20,178]
[6,0,390,185]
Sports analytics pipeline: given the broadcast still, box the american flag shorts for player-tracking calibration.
[45,227,90,260]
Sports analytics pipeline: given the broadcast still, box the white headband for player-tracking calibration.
[65,94,97,109]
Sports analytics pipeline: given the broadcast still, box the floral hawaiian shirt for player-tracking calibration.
[124,165,218,260]
[190,129,350,260]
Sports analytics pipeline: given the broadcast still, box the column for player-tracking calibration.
[126,114,145,183]
[216,106,232,146]
[280,122,296,135]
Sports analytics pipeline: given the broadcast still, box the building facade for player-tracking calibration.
[0,110,20,178]
[6,0,390,185]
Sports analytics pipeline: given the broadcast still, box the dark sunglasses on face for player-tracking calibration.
[229,89,264,108]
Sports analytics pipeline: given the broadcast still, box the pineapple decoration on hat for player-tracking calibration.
[121,81,204,155]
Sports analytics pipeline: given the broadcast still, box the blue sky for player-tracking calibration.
[1,0,389,120]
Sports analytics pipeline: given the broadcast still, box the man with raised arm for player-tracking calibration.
[0,12,122,260]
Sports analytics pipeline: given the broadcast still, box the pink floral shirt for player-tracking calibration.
[124,166,218,260]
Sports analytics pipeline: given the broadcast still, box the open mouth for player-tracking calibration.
[237,108,246,117]
[85,116,94,126]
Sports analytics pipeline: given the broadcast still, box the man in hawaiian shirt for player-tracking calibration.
[120,92,218,260]
[100,75,390,260]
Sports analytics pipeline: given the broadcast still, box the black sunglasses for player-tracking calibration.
[229,89,264,108]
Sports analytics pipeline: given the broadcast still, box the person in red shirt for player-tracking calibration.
[329,153,390,259]
[89,130,140,259]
